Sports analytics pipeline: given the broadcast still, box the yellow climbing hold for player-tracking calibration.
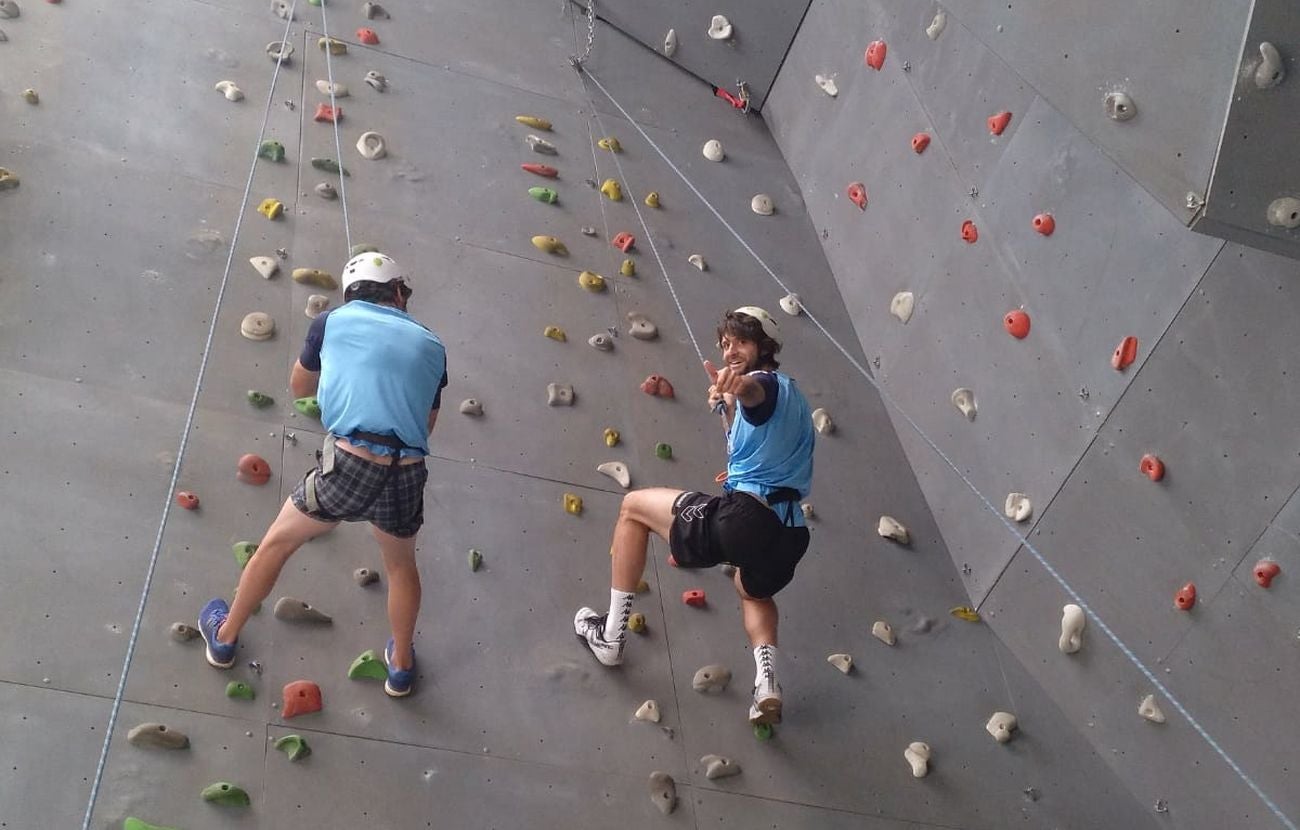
[531,235,568,255]
[597,136,622,153]
[291,268,339,290]
[564,492,584,515]
[257,198,284,220]
[543,325,567,342]
[644,192,660,208]
[599,179,623,201]
[603,428,620,447]
[635,578,650,594]
[0,167,19,190]
[627,612,646,633]
[515,115,552,131]
[949,605,982,623]
[578,270,606,292]
[318,36,347,55]
[620,259,636,277]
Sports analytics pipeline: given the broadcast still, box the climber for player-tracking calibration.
[199,252,448,698]
[574,307,816,725]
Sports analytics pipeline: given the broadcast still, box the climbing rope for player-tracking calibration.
[576,66,1298,830]
[318,0,354,253]
[78,6,302,828]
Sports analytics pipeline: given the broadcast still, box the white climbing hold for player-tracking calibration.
[707,14,733,40]
[597,461,631,489]
[890,291,915,323]
[1004,493,1032,522]
[800,502,814,521]
[1267,197,1300,229]
[305,295,330,319]
[240,312,275,341]
[815,74,839,97]
[1138,694,1166,724]
[214,80,244,102]
[702,139,724,162]
[904,742,931,778]
[315,182,338,200]
[526,134,557,155]
[692,664,731,693]
[459,398,484,416]
[364,71,388,92]
[951,388,977,420]
[779,293,802,316]
[985,711,1018,743]
[315,80,349,97]
[751,194,775,216]
[811,407,834,435]
[926,9,947,39]
[362,1,389,19]
[1104,91,1136,121]
[701,754,742,780]
[1059,604,1085,654]
[626,311,658,340]
[588,333,613,351]
[266,40,294,62]
[877,515,910,545]
[648,771,677,814]
[826,653,853,674]
[871,620,896,646]
[273,596,332,624]
[249,256,279,279]
[546,382,574,406]
[688,254,707,271]
[356,131,387,159]
[664,28,677,56]
[269,0,290,20]
[22,88,38,105]
[635,699,661,723]
[1254,42,1285,89]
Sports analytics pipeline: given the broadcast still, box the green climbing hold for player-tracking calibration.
[201,782,250,807]
[307,0,322,5]
[257,140,285,162]
[655,442,673,460]
[349,243,379,257]
[468,548,483,572]
[295,396,321,418]
[753,722,773,741]
[274,733,312,761]
[246,390,274,408]
[528,186,559,204]
[310,157,350,177]
[233,541,258,569]
[348,649,388,681]
[225,681,255,700]
[124,819,181,830]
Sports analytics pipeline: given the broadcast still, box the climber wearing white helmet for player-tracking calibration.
[199,251,448,698]
[574,307,816,726]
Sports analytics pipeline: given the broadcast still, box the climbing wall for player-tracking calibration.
[764,1,1300,827]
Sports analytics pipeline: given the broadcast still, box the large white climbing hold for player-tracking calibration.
[596,461,631,489]
[826,653,853,674]
[315,80,349,97]
[904,742,931,778]
[707,14,733,40]
[688,254,708,271]
[889,291,915,323]
[701,754,742,779]
[925,9,947,40]
[877,515,910,545]
[811,407,834,435]
[214,80,244,102]
[356,131,387,159]
[985,711,1018,743]
[702,139,725,162]
[815,74,839,97]
[951,388,976,420]
[635,699,661,723]
[1138,694,1166,724]
[751,194,775,216]
[1059,604,1085,653]
[664,28,678,56]
[1255,42,1285,89]
[779,293,802,316]
[240,312,275,341]
[249,256,279,279]
[692,664,731,693]
[1004,493,1032,522]
[1267,197,1300,229]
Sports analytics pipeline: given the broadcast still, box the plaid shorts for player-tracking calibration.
[291,445,428,538]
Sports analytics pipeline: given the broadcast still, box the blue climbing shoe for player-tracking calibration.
[198,598,237,669]
[383,638,416,698]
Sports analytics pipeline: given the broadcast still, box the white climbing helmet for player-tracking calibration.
[732,306,781,345]
[341,252,408,293]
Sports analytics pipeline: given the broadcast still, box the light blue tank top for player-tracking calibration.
[724,372,815,527]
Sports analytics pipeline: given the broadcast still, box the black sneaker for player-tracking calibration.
[573,607,624,666]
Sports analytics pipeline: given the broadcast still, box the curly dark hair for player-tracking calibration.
[716,310,781,369]
[345,279,412,307]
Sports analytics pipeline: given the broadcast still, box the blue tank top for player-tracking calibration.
[724,372,815,527]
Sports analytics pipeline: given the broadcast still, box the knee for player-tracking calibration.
[619,490,651,524]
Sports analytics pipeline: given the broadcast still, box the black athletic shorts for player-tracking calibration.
[291,446,428,538]
[669,491,810,600]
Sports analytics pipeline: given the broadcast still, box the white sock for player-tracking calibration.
[754,644,778,686]
[604,589,635,642]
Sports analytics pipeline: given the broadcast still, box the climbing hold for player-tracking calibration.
[847,182,867,210]
[950,605,981,622]
[815,74,839,97]
[546,383,575,406]
[1004,493,1032,522]
[531,235,568,255]
[348,649,388,680]
[688,254,707,271]
[1138,694,1166,724]
[1267,197,1300,229]
[0,168,18,191]
[515,115,551,130]
[664,28,677,56]
[826,653,853,674]
[256,141,286,164]
[985,712,1017,743]
[890,291,915,323]
[1032,213,1056,236]
[682,589,706,607]
[588,333,613,351]
[648,771,677,814]
[232,542,258,569]
[170,622,200,642]
[620,259,636,277]
[1059,604,1085,653]
[313,103,342,123]
[800,502,814,520]
[1254,42,1285,89]
[635,578,650,593]
[1111,335,1138,370]
[960,219,978,243]
[635,699,660,722]
[702,755,742,780]
[124,819,180,830]
[305,295,330,319]
[779,293,802,315]
[604,428,621,447]
[201,782,251,807]
[987,111,1012,135]
[127,723,190,750]
[237,454,271,485]
[528,186,559,204]
[0,0,18,17]
[627,311,658,340]
[364,71,388,91]
[214,80,244,102]
[753,722,773,741]
[641,374,675,398]
[314,80,348,98]
[249,256,279,280]
[1139,454,1164,481]
[521,162,558,178]
[702,140,724,162]
[563,492,584,515]
[273,597,332,624]
[356,131,387,159]
[811,408,834,435]
[294,396,321,418]
[599,179,623,201]
[292,268,338,290]
[911,132,931,153]
[951,387,976,420]
[627,612,646,633]
[175,491,200,511]
[611,232,635,253]
[692,664,731,693]
[751,194,775,216]
[467,547,486,571]
[706,14,732,40]
[354,567,379,586]
[871,620,896,645]
[317,36,347,55]
[925,9,947,39]
[644,191,660,208]
[274,734,312,760]
[526,134,557,155]
[282,680,323,718]
[904,742,931,778]
[246,390,274,408]
[1104,91,1137,121]
[266,40,294,62]
[543,325,566,342]
[1174,582,1197,610]
[597,461,631,489]
[581,227,598,236]
[597,136,622,153]
[240,311,275,341]
[356,27,379,45]
[1254,560,1281,588]
[257,198,285,220]
[310,157,350,176]
[864,40,887,70]
[577,270,606,292]
[225,681,255,700]
[1004,309,1031,338]
[877,515,910,544]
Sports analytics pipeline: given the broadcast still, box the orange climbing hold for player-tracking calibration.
[1174,582,1197,611]
[864,40,887,70]
[641,374,675,398]
[960,220,978,243]
[1139,454,1165,481]
[1254,560,1281,588]
[682,589,707,608]
[1032,213,1056,236]
[521,163,558,178]
[237,454,272,486]
[612,232,636,253]
[1111,336,1138,370]
[847,182,867,210]
[987,111,1012,135]
[1003,310,1030,339]
[282,680,323,718]
[356,28,379,45]
[176,491,200,510]
[314,103,341,123]
[911,132,931,154]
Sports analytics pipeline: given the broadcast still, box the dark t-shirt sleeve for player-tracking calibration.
[432,366,448,410]
[299,311,330,371]
[739,371,780,426]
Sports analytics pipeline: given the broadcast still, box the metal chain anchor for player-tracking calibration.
[569,0,596,70]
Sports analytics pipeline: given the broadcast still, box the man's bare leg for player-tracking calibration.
[610,487,680,591]
[372,524,420,671]
[734,569,782,724]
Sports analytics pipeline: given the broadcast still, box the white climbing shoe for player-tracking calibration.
[573,607,624,667]
[749,651,782,725]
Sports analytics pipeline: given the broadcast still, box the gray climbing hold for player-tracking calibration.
[985,711,1017,743]
[315,80,349,97]
[779,293,802,315]
[468,548,483,571]
[1254,42,1285,89]
[459,398,484,416]
[815,75,838,97]
[580,226,598,236]
[315,182,338,200]
[871,620,896,645]
[648,771,677,814]
[702,140,724,162]
[240,312,275,341]
[1059,604,1085,653]
[692,664,731,693]
[170,622,200,642]
[274,734,312,760]
[904,741,931,778]
[354,567,379,586]
[21,88,38,105]
[214,80,244,102]
[925,9,946,39]
[877,515,910,544]
[356,131,387,160]
[951,387,976,420]
[688,254,708,271]
[305,295,330,319]
[127,723,190,750]
[249,256,278,279]
[546,382,574,406]
[701,754,742,780]
[826,653,853,674]
[1004,493,1032,522]
[1104,91,1136,121]
[588,333,613,351]
[362,1,389,18]
[1267,197,1300,229]
[526,134,557,155]
[627,311,658,340]
[364,70,388,92]
[597,461,631,489]
[664,28,677,56]
[273,597,333,624]
[635,699,661,722]
[890,291,915,323]
[706,14,732,40]
[269,0,290,18]
[266,41,294,62]
[0,0,19,18]
[751,194,775,216]
[811,407,834,435]
[1138,694,1166,723]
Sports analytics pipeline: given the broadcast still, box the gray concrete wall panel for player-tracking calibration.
[0,684,105,828]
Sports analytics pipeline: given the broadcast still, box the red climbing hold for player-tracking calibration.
[1254,560,1281,588]
[1174,582,1197,611]
[987,111,1012,135]
[314,103,342,123]
[1139,454,1165,481]
[176,491,200,510]
[641,374,675,398]
[864,40,887,71]
[1111,336,1138,370]
[911,132,931,154]
[1032,213,1056,236]
[682,589,706,608]
[237,454,272,486]
[960,220,978,243]
[846,182,868,210]
[282,680,323,718]
[1003,310,1030,339]
[521,163,558,178]
[612,232,636,253]
[356,28,380,45]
